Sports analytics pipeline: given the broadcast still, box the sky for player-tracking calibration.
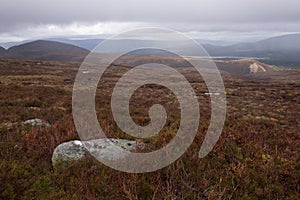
[0,0,300,43]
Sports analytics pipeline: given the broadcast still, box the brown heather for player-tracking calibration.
[0,58,299,199]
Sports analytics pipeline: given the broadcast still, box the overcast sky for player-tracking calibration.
[0,0,300,43]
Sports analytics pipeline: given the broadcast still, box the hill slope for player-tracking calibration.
[214,59,276,76]
[1,40,89,62]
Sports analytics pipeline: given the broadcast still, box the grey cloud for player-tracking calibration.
[0,0,300,41]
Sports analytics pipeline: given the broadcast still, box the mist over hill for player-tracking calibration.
[203,34,300,68]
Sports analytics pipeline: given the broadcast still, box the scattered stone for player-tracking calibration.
[204,92,221,96]
[23,118,51,127]
[63,79,72,84]
[52,139,144,169]
[29,107,41,111]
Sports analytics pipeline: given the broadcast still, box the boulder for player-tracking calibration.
[52,139,143,169]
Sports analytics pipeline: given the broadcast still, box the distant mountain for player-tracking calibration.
[195,39,234,46]
[205,34,300,54]
[0,38,230,50]
[0,40,33,49]
[204,33,300,68]
[254,33,300,52]
[0,38,103,50]
[63,34,299,68]
[1,33,299,67]
[0,46,5,55]
[0,40,89,62]
[51,38,233,50]
[47,38,104,51]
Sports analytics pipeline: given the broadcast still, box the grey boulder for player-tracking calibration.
[52,139,143,169]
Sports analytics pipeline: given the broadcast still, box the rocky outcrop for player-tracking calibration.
[249,63,266,73]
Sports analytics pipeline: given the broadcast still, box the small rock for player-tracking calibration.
[23,119,51,127]
[204,92,221,96]
[63,79,72,84]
